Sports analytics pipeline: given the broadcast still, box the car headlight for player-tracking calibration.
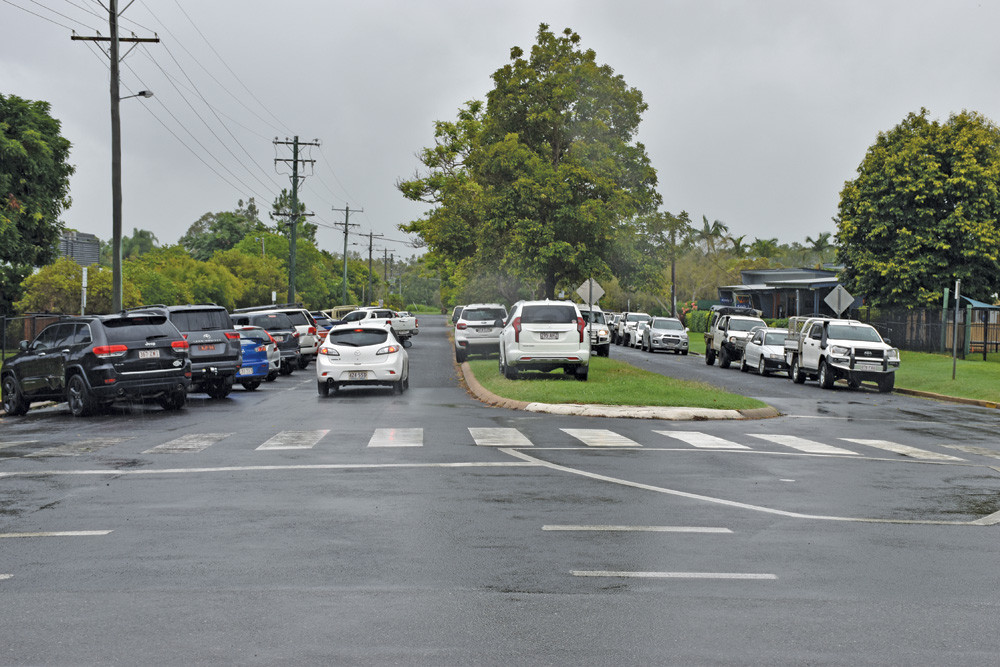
[598,329,609,336]
[886,348,900,361]
[769,353,784,360]
[830,346,850,356]
[319,347,339,357]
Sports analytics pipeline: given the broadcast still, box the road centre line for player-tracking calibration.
[0,574,11,581]
[0,461,537,477]
[499,448,994,526]
[572,571,777,580]
[543,525,732,533]
[0,530,113,538]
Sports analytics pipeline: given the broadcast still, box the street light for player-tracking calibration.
[121,90,153,100]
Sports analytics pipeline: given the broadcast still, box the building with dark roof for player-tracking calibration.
[59,231,100,267]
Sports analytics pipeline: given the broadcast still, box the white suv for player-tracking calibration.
[498,300,590,381]
[454,303,508,363]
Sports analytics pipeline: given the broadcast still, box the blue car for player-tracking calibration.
[236,328,271,390]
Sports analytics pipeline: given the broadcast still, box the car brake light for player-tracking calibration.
[456,322,468,330]
[308,327,316,336]
[171,340,189,350]
[224,332,240,340]
[512,317,521,343]
[255,345,267,353]
[293,332,300,339]
[577,317,586,343]
[92,344,128,358]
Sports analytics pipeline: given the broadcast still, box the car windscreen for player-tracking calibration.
[652,318,683,330]
[520,305,578,324]
[326,328,389,347]
[764,332,787,345]
[250,313,294,331]
[729,319,764,332]
[827,324,884,343]
[283,311,311,327]
[626,313,651,322]
[463,308,506,321]
[238,329,270,343]
[580,310,605,324]
[102,315,176,343]
[169,309,232,332]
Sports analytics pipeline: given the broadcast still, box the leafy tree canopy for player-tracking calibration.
[1,94,74,313]
[179,198,267,261]
[838,108,1000,307]
[270,189,317,245]
[15,256,140,314]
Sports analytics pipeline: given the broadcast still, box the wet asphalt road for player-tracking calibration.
[2,315,1000,665]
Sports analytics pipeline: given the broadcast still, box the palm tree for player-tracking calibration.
[729,234,748,258]
[750,237,779,259]
[697,215,729,255]
[805,232,836,264]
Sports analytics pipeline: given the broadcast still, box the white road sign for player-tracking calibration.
[824,285,854,316]
[576,279,605,304]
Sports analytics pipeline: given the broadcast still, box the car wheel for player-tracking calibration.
[394,378,405,394]
[504,363,519,380]
[265,371,278,382]
[158,389,186,411]
[1,375,30,416]
[877,374,895,394]
[719,347,731,369]
[241,380,261,391]
[455,347,467,363]
[758,358,770,377]
[705,349,716,365]
[575,365,589,381]
[67,374,97,417]
[818,360,835,389]
[279,361,294,376]
[739,354,748,372]
[298,356,310,370]
[206,380,232,399]
[681,349,688,356]
[791,358,806,384]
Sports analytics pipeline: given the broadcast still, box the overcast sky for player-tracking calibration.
[5,0,1000,261]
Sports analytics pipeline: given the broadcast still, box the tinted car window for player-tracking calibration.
[520,305,578,324]
[249,313,294,331]
[327,328,389,347]
[764,332,786,345]
[626,313,651,323]
[827,324,883,342]
[342,311,367,323]
[730,319,764,332]
[238,329,270,344]
[30,325,64,351]
[284,311,311,327]
[464,308,506,321]
[652,318,683,330]
[580,311,605,324]
[170,309,232,331]
[103,315,176,342]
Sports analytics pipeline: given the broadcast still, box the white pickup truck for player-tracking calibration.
[784,316,899,392]
[339,308,418,342]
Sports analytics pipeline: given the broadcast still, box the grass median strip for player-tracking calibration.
[895,351,1000,404]
[467,357,766,410]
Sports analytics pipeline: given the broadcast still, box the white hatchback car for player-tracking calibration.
[316,323,409,396]
[498,300,590,381]
[454,303,508,362]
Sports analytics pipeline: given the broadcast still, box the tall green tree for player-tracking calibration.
[16,256,140,314]
[0,94,74,314]
[179,198,266,261]
[838,109,1000,307]
[270,189,317,245]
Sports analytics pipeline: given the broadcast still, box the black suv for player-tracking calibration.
[127,304,241,399]
[1,313,191,417]
[231,311,300,375]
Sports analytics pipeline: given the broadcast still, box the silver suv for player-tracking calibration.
[454,303,507,363]
[498,300,590,381]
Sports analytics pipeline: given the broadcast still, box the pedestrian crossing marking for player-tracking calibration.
[941,445,1000,460]
[144,433,233,454]
[561,428,641,447]
[543,525,732,533]
[653,431,749,449]
[368,428,423,448]
[27,437,133,457]
[749,434,860,456]
[0,530,112,538]
[469,427,533,447]
[256,430,329,450]
[0,574,11,581]
[840,438,964,461]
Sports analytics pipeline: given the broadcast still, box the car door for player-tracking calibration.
[17,324,67,398]
[747,330,764,367]
[803,323,824,370]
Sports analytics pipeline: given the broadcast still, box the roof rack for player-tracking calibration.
[232,302,305,313]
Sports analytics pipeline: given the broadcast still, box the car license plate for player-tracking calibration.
[138,349,159,359]
[348,371,367,380]
[476,327,492,333]
[198,344,216,352]
[272,335,284,341]
[539,332,558,340]
[858,362,880,371]
[238,367,253,376]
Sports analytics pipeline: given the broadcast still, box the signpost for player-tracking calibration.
[824,285,854,317]
[576,279,605,310]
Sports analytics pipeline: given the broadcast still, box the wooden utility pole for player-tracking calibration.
[72,1,158,312]
[332,205,361,305]
[273,137,318,303]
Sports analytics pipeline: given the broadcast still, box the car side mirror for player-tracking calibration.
[19,340,28,352]
[495,319,504,328]
[883,338,891,346]
[684,327,689,332]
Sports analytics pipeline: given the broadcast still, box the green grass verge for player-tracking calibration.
[896,351,1000,403]
[467,357,766,410]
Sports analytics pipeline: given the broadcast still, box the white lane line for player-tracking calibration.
[561,428,640,447]
[144,433,233,454]
[469,427,533,447]
[0,441,38,450]
[572,570,777,580]
[749,434,860,456]
[0,461,537,477]
[543,525,732,533]
[0,530,113,538]
[27,437,133,457]
[653,430,749,449]
[256,429,329,450]
[840,439,965,461]
[0,574,11,581]
[942,445,1000,460]
[368,428,423,447]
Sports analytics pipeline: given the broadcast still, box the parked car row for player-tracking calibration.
[606,311,690,354]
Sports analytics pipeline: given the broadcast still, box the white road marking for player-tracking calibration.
[368,428,423,447]
[26,437,133,457]
[144,433,233,454]
[256,429,329,450]
[543,525,732,533]
[942,444,1000,460]
[0,441,37,450]
[561,428,640,447]
[0,574,11,581]
[840,439,964,461]
[654,430,749,449]
[0,461,535,477]
[749,434,860,456]
[469,427,533,447]
[572,570,777,580]
[0,530,112,538]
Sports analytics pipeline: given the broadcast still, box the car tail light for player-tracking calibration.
[308,327,317,336]
[171,340,189,350]
[385,320,393,327]
[224,332,240,340]
[92,344,128,358]
[577,317,586,343]
[512,317,521,343]
[377,344,400,355]
[255,345,267,353]
[456,322,468,330]
[293,332,300,339]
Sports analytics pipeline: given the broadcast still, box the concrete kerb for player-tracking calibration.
[458,361,781,421]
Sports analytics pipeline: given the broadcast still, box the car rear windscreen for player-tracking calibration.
[464,308,506,321]
[170,309,232,332]
[520,305,578,324]
[327,328,389,347]
[283,311,311,326]
[250,313,294,331]
[103,315,176,342]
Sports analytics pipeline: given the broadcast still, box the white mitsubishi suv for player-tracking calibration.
[498,300,590,381]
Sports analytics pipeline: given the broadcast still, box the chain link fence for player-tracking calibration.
[851,306,999,358]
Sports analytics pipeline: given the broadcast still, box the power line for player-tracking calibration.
[2,0,80,30]
[25,0,99,30]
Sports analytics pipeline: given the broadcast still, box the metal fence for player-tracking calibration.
[851,306,999,358]
[1,313,70,361]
